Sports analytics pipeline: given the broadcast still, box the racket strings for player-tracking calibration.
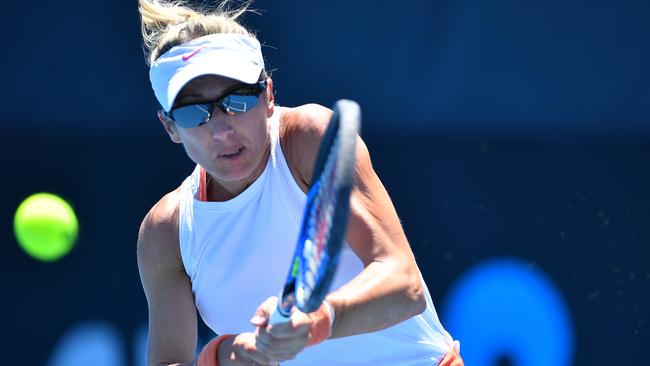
[302,135,341,292]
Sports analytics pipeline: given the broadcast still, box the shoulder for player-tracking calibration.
[277,104,336,187]
[139,187,181,243]
[279,103,333,134]
[137,187,184,273]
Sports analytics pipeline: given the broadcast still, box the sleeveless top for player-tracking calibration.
[177,108,459,365]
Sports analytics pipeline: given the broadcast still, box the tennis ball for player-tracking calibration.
[13,193,78,262]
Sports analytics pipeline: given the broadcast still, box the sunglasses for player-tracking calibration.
[165,80,268,128]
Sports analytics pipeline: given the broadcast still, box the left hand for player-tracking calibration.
[250,297,312,362]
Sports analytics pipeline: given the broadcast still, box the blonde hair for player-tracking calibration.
[139,0,256,66]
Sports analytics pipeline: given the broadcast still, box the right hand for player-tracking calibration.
[218,332,279,366]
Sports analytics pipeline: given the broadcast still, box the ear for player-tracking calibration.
[264,78,275,118]
[157,110,183,144]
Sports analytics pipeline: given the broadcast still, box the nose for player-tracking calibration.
[206,109,235,140]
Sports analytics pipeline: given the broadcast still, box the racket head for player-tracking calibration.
[277,100,361,315]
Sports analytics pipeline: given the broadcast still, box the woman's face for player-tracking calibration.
[161,74,274,193]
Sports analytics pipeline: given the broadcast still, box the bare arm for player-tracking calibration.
[328,136,426,337]
[283,104,426,338]
[137,189,199,366]
[139,191,280,366]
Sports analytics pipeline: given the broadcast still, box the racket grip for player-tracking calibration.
[269,305,291,325]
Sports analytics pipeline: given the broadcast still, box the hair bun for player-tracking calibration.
[138,0,255,66]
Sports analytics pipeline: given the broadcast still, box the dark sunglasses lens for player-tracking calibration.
[172,104,210,128]
[220,95,260,115]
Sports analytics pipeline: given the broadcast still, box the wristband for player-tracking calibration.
[305,301,335,346]
[322,300,336,328]
[197,334,235,366]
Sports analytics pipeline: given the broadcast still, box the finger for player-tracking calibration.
[255,327,294,355]
[233,345,277,366]
[232,333,279,366]
[256,327,308,360]
[251,296,278,327]
[254,339,300,363]
[265,311,311,338]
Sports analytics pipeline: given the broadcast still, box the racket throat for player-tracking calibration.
[278,287,296,316]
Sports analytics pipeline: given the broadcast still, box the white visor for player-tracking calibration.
[149,33,265,112]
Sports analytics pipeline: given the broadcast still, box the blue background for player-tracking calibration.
[1,0,648,364]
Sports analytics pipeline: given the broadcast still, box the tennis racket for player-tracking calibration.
[269,99,361,324]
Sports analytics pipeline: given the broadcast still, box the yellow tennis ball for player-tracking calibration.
[13,193,78,262]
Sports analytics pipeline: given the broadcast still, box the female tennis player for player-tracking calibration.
[136,1,462,365]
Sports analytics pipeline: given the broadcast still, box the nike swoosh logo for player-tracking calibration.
[182,46,204,61]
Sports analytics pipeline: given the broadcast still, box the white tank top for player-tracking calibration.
[178,109,458,365]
